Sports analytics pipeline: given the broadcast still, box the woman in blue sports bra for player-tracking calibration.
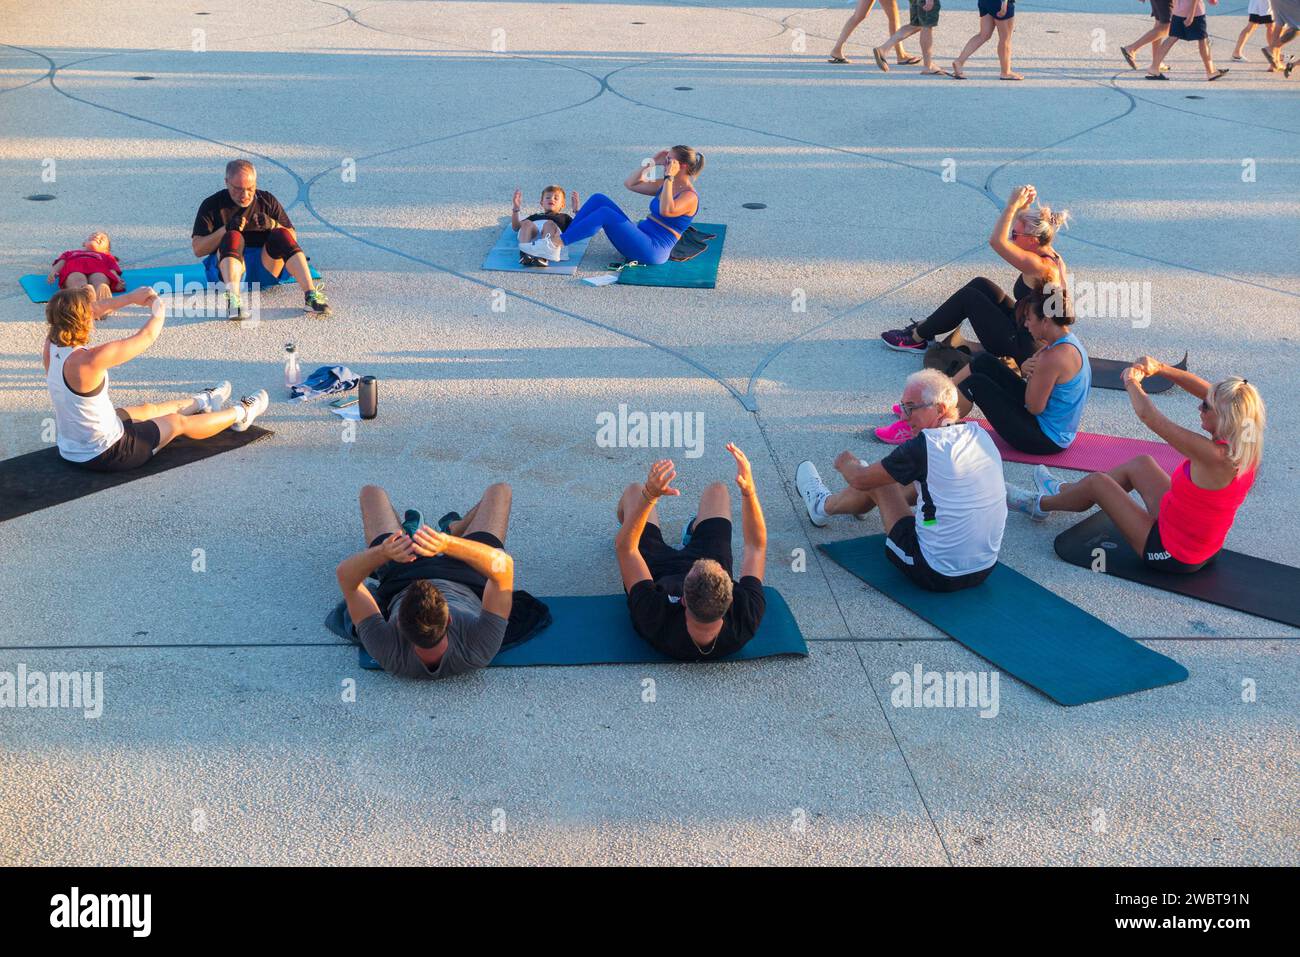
[951,288,1091,454]
[559,146,703,265]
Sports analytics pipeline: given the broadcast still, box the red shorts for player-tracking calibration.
[58,253,123,290]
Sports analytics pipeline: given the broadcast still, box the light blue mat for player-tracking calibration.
[820,535,1188,705]
[480,223,590,275]
[19,262,320,303]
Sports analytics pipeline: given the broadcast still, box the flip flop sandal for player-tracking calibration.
[436,511,461,534]
[1120,46,1137,70]
[950,70,968,80]
[1144,73,1169,80]
[1000,75,1024,81]
[827,56,851,64]
[873,48,889,72]
[1287,59,1297,78]
[1208,68,1229,81]
[896,55,922,65]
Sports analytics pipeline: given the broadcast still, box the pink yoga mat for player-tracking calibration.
[975,420,1184,474]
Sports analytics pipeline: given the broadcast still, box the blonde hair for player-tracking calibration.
[46,287,95,347]
[671,145,705,177]
[540,184,566,210]
[1208,378,1265,474]
[1018,203,1071,245]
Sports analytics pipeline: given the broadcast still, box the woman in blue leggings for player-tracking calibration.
[560,146,703,265]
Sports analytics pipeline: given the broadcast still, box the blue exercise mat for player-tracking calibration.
[481,222,590,275]
[357,587,807,669]
[819,535,1187,705]
[19,262,320,303]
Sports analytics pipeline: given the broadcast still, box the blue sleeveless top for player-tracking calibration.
[1035,331,1090,448]
[647,185,696,236]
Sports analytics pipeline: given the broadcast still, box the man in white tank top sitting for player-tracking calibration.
[795,369,1008,591]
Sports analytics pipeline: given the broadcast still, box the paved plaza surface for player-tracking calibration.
[0,1,1296,864]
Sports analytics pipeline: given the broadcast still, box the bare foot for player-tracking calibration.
[921,67,948,75]
[951,61,966,79]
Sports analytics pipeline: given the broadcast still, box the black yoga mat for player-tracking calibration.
[1054,511,1300,630]
[0,427,272,523]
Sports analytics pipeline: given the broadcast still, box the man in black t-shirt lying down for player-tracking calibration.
[191,159,330,319]
[795,368,1008,593]
[616,444,768,661]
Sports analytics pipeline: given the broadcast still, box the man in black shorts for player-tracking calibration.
[191,159,330,319]
[335,482,514,679]
[616,444,768,661]
[1119,0,1173,75]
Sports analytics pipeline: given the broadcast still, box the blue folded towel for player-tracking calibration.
[290,365,360,401]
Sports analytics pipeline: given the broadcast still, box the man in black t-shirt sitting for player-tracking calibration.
[616,443,768,661]
[191,159,330,319]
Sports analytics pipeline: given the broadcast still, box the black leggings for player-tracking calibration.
[959,354,1065,455]
[915,277,1037,365]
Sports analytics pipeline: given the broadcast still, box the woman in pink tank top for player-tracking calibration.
[1005,356,1264,573]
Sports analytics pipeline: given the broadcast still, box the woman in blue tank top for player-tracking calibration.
[950,288,1090,453]
[559,146,703,265]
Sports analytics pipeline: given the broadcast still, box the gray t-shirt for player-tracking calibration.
[355,579,508,679]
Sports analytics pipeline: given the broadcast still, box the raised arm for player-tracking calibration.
[1122,366,1221,467]
[625,161,661,196]
[411,527,515,619]
[1134,355,1211,401]
[727,443,767,582]
[510,188,524,230]
[86,294,165,374]
[615,460,679,590]
[990,185,1048,277]
[336,534,415,626]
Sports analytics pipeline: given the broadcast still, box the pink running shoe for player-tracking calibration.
[873,418,914,444]
[891,403,904,418]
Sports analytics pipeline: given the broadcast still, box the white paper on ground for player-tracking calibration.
[330,404,361,420]
[581,273,619,286]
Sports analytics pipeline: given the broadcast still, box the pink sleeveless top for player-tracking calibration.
[1157,455,1255,564]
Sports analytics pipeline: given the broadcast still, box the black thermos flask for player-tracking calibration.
[359,376,378,419]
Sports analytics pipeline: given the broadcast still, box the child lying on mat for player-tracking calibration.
[47,232,124,300]
[43,286,268,473]
[511,185,579,267]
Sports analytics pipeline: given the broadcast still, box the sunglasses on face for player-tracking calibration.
[899,400,934,417]
[1199,400,1212,413]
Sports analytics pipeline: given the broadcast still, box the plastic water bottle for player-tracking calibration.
[284,342,301,392]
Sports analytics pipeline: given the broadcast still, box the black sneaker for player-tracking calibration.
[304,287,331,316]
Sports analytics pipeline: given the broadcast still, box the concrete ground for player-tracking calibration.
[0,1,1296,865]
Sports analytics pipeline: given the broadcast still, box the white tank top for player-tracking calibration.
[46,344,123,462]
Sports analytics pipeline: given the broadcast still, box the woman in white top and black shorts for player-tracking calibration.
[43,286,269,472]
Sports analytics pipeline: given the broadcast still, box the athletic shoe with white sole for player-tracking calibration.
[192,381,232,414]
[795,461,831,528]
[880,323,929,353]
[1006,484,1047,522]
[231,389,269,431]
[1032,464,1062,498]
[873,418,914,444]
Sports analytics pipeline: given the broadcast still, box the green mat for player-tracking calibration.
[820,535,1187,705]
[354,586,806,668]
[616,223,726,289]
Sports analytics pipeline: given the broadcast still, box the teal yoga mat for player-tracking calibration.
[481,223,590,275]
[616,223,725,289]
[819,535,1187,705]
[19,263,320,303]
[358,586,807,668]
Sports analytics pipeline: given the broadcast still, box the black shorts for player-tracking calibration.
[370,529,504,596]
[885,516,994,593]
[1149,0,1172,24]
[77,408,162,473]
[978,0,1014,19]
[1141,522,1212,574]
[638,517,734,582]
[1170,14,1208,41]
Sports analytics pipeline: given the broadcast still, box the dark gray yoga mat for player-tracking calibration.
[820,535,1188,705]
[0,427,272,523]
[1055,511,1300,630]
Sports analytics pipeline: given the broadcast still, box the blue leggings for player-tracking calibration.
[560,193,678,264]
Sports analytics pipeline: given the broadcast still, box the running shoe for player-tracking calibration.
[225,290,245,320]
[305,287,331,316]
[873,419,913,444]
[231,389,269,432]
[681,515,698,547]
[1032,464,1062,498]
[192,381,231,413]
[880,323,928,353]
[795,461,830,528]
[1006,484,1047,522]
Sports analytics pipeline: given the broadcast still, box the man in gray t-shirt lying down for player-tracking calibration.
[335,481,514,679]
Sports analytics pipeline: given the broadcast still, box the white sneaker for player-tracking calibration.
[193,381,232,413]
[1032,464,1062,498]
[231,389,269,431]
[1006,484,1047,522]
[795,461,831,528]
